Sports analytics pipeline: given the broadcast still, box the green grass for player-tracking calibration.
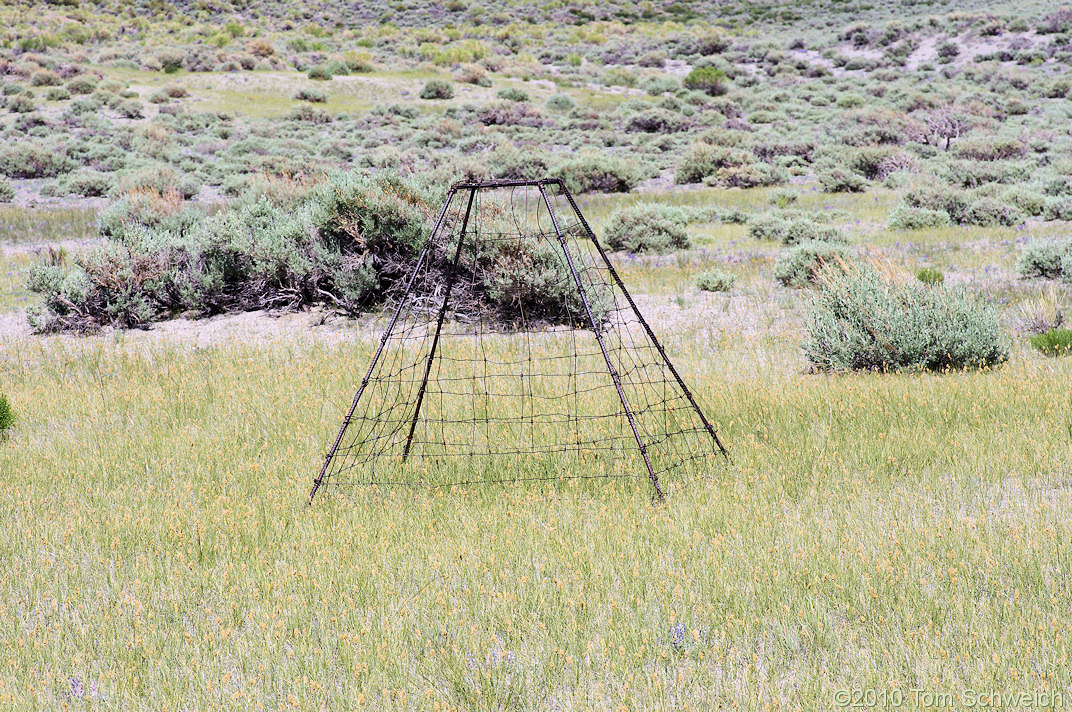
[0,206,98,245]
[1,328,1070,709]
[0,251,35,313]
[2,187,1071,708]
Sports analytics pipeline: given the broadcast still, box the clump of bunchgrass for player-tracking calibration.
[1030,328,1072,356]
[916,267,944,286]
[1016,287,1066,334]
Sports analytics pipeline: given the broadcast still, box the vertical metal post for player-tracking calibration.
[557,184,729,460]
[401,188,477,460]
[538,184,664,500]
[309,188,458,502]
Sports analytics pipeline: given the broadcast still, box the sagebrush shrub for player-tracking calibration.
[767,189,798,208]
[248,39,276,58]
[682,66,728,96]
[341,51,373,72]
[803,265,1009,371]
[964,197,1024,227]
[46,170,113,198]
[748,213,844,245]
[113,165,200,200]
[695,30,732,55]
[497,87,529,102]
[420,79,454,100]
[999,187,1048,217]
[545,94,575,112]
[285,105,331,123]
[603,205,690,254]
[455,63,492,87]
[711,163,784,188]
[818,168,868,193]
[1017,239,1070,279]
[118,99,144,119]
[30,70,62,87]
[7,94,36,113]
[551,151,641,194]
[0,177,14,202]
[488,146,549,181]
[696,269,736,292]
[675,144,750,184]
[294,88,327,103]
[67,76,98,94]
[773,240,852,288]
[902,184,970,224]
[29,172,606,333]
[887,204,950,230]
[0,142,75,179]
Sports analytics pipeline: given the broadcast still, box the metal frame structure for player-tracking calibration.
[309,178,726,502]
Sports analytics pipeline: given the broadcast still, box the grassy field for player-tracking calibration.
[4,1,1072,705]
[2,188,1072,709]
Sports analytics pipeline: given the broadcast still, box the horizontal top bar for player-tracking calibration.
[449,178,565,190]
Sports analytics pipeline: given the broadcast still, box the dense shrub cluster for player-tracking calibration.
[748,212,845,245]
[603,205,689,254]
[27,173,607,333]
[1018,238,1072,280]
[550,152,641,194]
[773,240,852,288]
[682,66,728,96]
[695,269,735,292]
[803,265,1009,371]
[420,79,454,99]
[0,142,75,178]
[887,205,950,230]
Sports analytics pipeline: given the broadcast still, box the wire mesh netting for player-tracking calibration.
[311,180,725,499]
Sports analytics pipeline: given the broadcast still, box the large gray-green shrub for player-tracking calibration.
[602,204,689,253]
[773,240,853,288]
[748,212,845,245]
[803,265,1009,372]
[551,151,642,194]
[1017,238,1071,280]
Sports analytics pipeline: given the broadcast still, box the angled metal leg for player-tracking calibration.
[538,184,664,500]
[557,185,729,460]
[309,188,458,502]
[401,187,477,461]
